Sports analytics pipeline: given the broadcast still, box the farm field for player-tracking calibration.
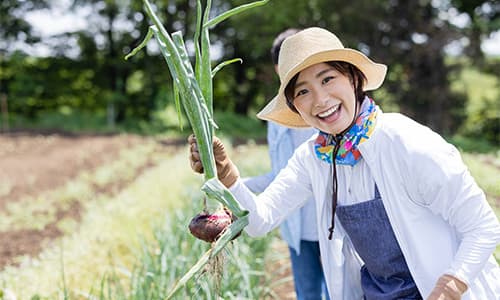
[0,132,294,299]
[0,132,154,269]
[0,132,498,299]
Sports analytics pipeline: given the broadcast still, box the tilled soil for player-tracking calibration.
[0,132,153,269]
[0,131,296,298]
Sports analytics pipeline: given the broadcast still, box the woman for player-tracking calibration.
[188,27,500,299]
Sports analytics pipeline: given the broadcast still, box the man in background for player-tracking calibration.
[243,28,329,300]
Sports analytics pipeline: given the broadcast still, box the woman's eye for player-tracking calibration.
[322,76,334,84]
[295,89,308,98]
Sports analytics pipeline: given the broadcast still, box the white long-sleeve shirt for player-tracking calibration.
[242,122,318,253]
[230,111,500,299]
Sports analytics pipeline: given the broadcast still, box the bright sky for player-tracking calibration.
[24,0,500,57]
[25,1,89,36]
[483,31,500,55]
[22,0,89,57]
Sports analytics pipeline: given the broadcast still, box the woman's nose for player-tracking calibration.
[312,87,330,107]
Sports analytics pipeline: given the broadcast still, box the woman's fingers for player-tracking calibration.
[190,153,204,173]
[188,134,204,173]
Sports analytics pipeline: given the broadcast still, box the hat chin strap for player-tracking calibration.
[333,101,360,140]
[327,101,360,240]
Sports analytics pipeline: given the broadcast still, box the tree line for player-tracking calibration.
[0,0,498,143]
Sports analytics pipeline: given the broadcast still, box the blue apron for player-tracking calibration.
[336,185,422,300]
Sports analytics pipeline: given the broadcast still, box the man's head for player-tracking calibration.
[270,28,301,72]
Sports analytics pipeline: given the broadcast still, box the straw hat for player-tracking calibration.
[257,27,387,128]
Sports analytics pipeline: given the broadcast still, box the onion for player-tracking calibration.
[189,208,237,243]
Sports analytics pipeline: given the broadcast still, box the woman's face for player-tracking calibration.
[291,62,357,135]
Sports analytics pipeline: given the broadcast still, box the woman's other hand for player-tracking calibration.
[427,274,468,300]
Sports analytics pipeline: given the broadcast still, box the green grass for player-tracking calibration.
[462,152,500,199]
[213,111,267,140]
[451,67,499,116]
[450,65,499,143]
[446,135,498,154]
[2,107,268,141]
[5,109,117,134]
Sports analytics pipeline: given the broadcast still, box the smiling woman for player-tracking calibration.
[189,27,500,300]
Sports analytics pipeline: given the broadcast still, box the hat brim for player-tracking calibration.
[258,48,387,128]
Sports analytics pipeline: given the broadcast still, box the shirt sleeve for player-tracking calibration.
[229,146,314,237]
[241,172,274,193]
[408,136,500,285]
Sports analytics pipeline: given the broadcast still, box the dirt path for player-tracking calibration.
[266,239,296,299]
[0,132,153,269]
[0,133,147,210]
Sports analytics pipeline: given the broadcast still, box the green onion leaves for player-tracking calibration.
[125,0,267,298]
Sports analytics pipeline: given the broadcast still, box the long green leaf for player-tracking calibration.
[173,79,183,130]
[212,58,243,78]
[124,26,154,60]
[203,0,269,29]
[145,27,184,134]
[194,0,203,82]
[172,31,219,130]
[200,0,213,120]
[200,29,213,117]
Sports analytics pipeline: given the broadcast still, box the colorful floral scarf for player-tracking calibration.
[314,97,378,166]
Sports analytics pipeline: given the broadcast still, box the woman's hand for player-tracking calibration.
[427,274,468,300]
[188,134,240,188]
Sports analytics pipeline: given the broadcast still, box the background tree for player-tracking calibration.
[0,0,50,130]
[451,0,499,67]
[0,0,497,142]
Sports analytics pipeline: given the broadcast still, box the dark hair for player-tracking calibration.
[284,61,367,113]
[270,28,301,65]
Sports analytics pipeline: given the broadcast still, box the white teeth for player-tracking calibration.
[318,104,339,118]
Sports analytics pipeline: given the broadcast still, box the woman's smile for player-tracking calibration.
[317,103,342,122]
